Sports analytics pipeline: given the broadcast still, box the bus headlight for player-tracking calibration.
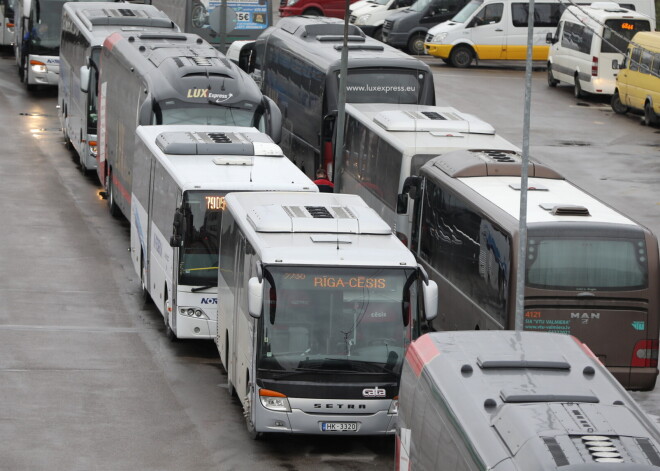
[30,60,47,73]
[179,306,209,320]
[89,140,98,156]
[356,14,371,25]
[259,389,291,412]
[388,396,399,415]
[432,32,448,43]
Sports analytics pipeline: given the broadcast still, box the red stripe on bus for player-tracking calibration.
[407,334,440,377]
[103,32,123,52]
[571,335,599,362]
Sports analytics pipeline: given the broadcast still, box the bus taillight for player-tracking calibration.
[591,56,599,77]
[631,340,659,368]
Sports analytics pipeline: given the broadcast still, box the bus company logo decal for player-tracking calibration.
[153,234,162,256]
[571,312,600,324]
[632,321,646,331]
[200,297,217,305]
[313,403,367,409]
[186,89,234,102]
[362,386,386,398]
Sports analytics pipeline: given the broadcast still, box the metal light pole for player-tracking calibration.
[333,0,352,192]
[514,0,535,331]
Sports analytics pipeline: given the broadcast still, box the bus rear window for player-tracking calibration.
[345,70,425,105]
[601,19,651,54]
[526,237,648,290]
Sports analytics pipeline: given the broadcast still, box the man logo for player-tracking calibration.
[362,386,386,398]
[632,321,646,331]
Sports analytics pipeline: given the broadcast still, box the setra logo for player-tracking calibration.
[362,386,386,398]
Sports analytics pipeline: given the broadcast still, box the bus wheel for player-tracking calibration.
[573,75,584,98]
[449,45,474,68]
[611,90,628,114]
[245,382,263,440]
[547,64,559,87]
[643,102,657,127]
[373,26,383,42]
[107,171,120,218]
[303,7,322,16]
[407,33,425,56]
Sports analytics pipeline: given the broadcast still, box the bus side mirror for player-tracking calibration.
[396,193,409,215]
[80,65,90,93]
[611,59,620,70]
[138,96,153,125]
[545,32,556,44]
[169,208,183,247]
[263,96,282,144]
[422,280,438,322]
[248,277,263,318]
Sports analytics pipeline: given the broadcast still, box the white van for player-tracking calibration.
[349,0,415,41]
[424,0,655,68]
[547,3,654,97]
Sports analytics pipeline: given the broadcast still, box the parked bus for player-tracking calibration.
[156,0,272,52]
[336,102,520,245]
[59,2,178,174]
[1,0,15,47]
[131,125,317,340]
[14,0,109,90]
[230,16,436,178]
[216,191,439,437]
[546,3,653,97]
[398,331,660,470]
[399,149,660,390]
[97,30,282,220]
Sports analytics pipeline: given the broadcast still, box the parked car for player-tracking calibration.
[611,31,660,126]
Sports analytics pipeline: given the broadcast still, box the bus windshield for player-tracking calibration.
[3,0,14,17]
[155,99,264,129]
[257,266,418,377]
[178,191,226,286]
[526,235,648,291]
[345,69,427,104]
[601,19,651,54]
[451,0,482,22]
[30,0,66,52]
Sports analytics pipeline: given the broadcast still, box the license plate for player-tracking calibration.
[321,422,358,432]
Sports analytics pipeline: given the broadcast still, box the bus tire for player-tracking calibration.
[611,90,628,114]
[245,380,263,440]
[449,45,474,68]
[303,7,322,16]
[107,171,120,218]
[407,33,426,56]
[643,101,657,127]
[547,63,559,87]
[574,74,584,98]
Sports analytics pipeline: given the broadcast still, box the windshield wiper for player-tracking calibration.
[191,285,214,293]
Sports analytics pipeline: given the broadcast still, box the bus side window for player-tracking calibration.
[629,47,641,72]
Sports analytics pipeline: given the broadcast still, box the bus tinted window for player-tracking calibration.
[419,180,510,325]
[511,2,563,27]
[156,100,259,127]
[257,266,417,375]
[561,21,593,54]
[526,237,648,290]
[346,70,426,104]
[32,0,65,49]
[179,191,225,286]
[452,0,483,22]
[601,19,651,54]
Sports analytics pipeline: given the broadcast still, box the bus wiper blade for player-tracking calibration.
[191,285,215,293]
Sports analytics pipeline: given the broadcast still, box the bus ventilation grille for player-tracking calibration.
[551,205,590,216]
[421,111,446,121]
[191,57,213,67]
[117,8,137,17]
[207,133,232,143]
[577,435,624,463]
[305,206,334,219]
[482,149,517,163]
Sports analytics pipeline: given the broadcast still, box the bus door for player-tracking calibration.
[230,233,247,394]
[467,2,506,60]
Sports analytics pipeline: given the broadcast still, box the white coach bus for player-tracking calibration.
[216,191,439,437]
[59,2,178,173]
[335,102,519,246]
[130,125,317,340]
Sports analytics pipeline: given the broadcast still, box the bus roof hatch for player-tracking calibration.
[155,131,282,156]
[373,109,495,134]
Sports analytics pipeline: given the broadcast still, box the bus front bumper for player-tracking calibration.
[424,43,452,59]
[174,315,215,340]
